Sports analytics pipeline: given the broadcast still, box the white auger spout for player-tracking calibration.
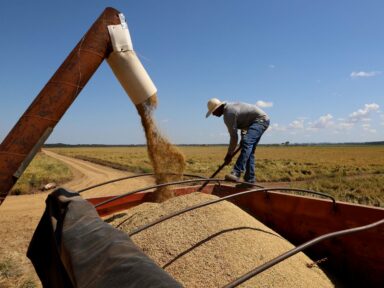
[107,13,157,105]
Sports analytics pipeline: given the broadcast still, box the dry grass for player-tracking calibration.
[256,145,384,181]
[0,252,39,288]
[294,174,384,207]
[48,145,384,206]
[11,152,73,195]
[48,145,384,179]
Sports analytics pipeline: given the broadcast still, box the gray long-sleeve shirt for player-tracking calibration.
[223,102,269,154]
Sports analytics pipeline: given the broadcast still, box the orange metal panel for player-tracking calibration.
[88,193,148,217]
[212,185,384,287]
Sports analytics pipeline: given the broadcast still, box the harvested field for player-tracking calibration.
[49,145,384,206]
[108,192,333,287]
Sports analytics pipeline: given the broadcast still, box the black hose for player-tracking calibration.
[223,218,384,288]
[128,187,336,236]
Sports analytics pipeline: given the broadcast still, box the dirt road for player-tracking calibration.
[0,150,154,287]
[42,149,155,198]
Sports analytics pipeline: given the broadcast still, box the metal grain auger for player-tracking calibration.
[0,7,155,206]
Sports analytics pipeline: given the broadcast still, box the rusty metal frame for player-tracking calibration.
[0,7,122,205]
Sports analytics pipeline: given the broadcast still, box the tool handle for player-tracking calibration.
[197,145,241,192]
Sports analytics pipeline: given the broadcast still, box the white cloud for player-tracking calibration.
[337,121,354,130]
[350,71,381,78]
[331,104,380,131]
[266,104,382,143]
[268,123,286,132]
[360,123,376,133]
[380,113,384,126]
[311,114,334,129]
[349,103,379,122]
[256,100,273,108]
[289,119,304,129]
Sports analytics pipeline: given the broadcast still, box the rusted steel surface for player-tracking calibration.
[90,185,384,286]
[88,193,148,217]
[0,7,121,205]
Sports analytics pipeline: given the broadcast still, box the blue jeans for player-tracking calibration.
[232,119,269,182]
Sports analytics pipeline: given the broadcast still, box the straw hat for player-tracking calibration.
[206,98,224,118]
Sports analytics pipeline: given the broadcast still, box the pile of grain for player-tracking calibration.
[136,95,186,202]
[108,192,333,287]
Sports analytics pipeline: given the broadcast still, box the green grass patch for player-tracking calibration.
[11,152,73,195]
[0,256,22,279]
[0,255,37,288]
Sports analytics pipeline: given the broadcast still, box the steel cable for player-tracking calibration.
[128,187,336,236]
[78,173,208,193]
[94,178,224,208]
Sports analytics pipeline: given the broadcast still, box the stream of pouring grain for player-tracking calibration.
[136,95,186,202]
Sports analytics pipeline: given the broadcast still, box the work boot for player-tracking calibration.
[235,182,256,189]
[225,172,240,182]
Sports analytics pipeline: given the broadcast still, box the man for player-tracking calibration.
[206,98,270,186]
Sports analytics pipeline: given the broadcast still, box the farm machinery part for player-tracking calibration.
[1,6,383,287]
[30,173,384,287]
[0,7,156,206]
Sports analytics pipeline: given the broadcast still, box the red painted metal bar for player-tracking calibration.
[0,7,121,205]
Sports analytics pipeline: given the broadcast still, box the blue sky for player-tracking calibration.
[0,0,383,145]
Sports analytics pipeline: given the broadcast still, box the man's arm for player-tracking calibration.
[224,114,238,163]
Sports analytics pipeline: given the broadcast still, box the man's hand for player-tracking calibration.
[240,129,247,146]
[224,153,232,165]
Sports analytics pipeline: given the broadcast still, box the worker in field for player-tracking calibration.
[206,98,270,187]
